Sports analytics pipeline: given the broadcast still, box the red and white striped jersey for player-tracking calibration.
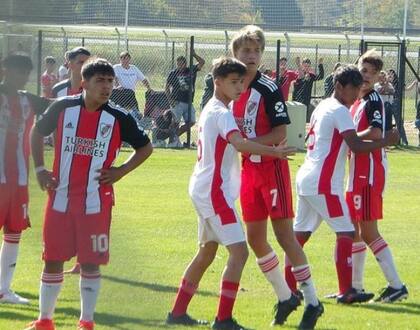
[35,95,150,214]
[347,90,387,194]
[296,97,355,196]
[232,71,290,163]
[52,79,82,98]
[0,85,49,187]
[189,97,240,222]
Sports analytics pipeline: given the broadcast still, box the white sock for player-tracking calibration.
[257,251,291,302]
[292,264,318,307]
[0,234,21,294]
[80,270,101,322]
[39,272,63,320]
[352,242,367,291]
[369,237,403,289]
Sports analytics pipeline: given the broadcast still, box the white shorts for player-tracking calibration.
[197,210,245,247]
[294,194,354,233]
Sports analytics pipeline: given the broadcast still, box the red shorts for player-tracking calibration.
[240,159,294,222]
[346,186,383,222]
[0,184,30,232]
[43,198,112,265]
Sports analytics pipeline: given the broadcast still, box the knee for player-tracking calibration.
[194,250,216,268]
[81,263,100,273]
[229,245,249,266]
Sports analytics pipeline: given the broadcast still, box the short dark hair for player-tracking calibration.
[81,57,115,81]
[45,56,56,65]
[119,51,130,58]
[302,58,311,65]
[2,54,33,72]
[333,65,363,88]
[67,47,91,61]
[176,56,187,64]
[212,56,247,79]
[279,57,287,62]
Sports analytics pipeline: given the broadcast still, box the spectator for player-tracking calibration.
[271,56,301,101]
[58,52,69,81]
[324,62,341,98]
[292,57,324,121]
[406,80,420,146]
[166,51,205,147]
[152,109,179,148]
[40,56,58,98]
[200,72,214,110]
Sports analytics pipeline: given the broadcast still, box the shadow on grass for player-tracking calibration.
[102,274,218,297]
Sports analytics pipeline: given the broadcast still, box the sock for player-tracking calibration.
[0,234,21,294]
[292,264,318,307]
[80,270,101,322]
[352,242,367,291]
[257,251,291,302]
[216,280,239,321]
[39,272,63,320]
[335,236,353,295]
[284,235,307,293]
[171,278,198,317]
[369,237,403,289]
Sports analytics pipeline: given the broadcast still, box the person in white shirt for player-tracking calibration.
[58,51,70,81]
[166,57,295,330]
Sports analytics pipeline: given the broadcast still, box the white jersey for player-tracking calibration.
[113,64,145,90]
[58,65,69,81]
[189,97,240,221]
[296,97,355,196]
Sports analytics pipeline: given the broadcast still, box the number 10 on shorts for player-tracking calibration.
[90,234,109,253]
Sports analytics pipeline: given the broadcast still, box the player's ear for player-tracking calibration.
[81,78,88,90]
[214,77,222,88]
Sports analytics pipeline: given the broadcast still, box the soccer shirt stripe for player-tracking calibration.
[318,129,343,194]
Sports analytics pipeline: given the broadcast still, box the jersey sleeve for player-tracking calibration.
[118,113,150,149]
[264,88,291,127]
[26,92,51,115]
[216,110,240,141]
[335,106,355,134]
[365,98,384,130]
[35,99,66,136]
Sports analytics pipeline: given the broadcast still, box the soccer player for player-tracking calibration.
[0,54,50,305]
[229,25,322,329]
[166,56,295,330]
[26,58,152,330]
[347,50,408,303]
[286,64,399,305]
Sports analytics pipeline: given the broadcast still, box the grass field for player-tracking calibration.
[1,148,420,330]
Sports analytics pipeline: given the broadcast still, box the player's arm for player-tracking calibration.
[251,124,287,145]
[192,50,205,70]
[342,128,399,154]
[228,131,295,159]
[142,78,151,90]
[358,98,385,140]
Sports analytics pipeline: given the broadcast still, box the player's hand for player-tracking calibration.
[384,128,400,146]
[36,170,58,191]
[95,167,124,185]
[273,139,296,159]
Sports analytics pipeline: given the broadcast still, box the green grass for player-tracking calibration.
[1,147,420,329]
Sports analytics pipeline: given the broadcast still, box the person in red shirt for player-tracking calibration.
[0,54,50,305]
[271,57,301,101]
[41,56,58,98]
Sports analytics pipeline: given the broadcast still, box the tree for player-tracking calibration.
[253,0,303,28]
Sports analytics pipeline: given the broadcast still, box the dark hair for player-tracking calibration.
[67,47,91,61]
[45,56,56,65]
[212,56,247,79]
[302,58,311,65]
[119,51,130,59]
[2,54,33,72]
[279,57,287,62]
[176,56,187,64]
[81,57,115,80]
[333,65,363,88]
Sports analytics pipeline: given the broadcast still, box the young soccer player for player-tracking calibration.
[347,50,408,303]
[286,64,399,305]
[26,58,152,330]
[0,54,50,305]
[166,56,295,330]
[229,25,322,329]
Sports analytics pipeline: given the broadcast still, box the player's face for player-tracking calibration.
[359,62,379,93]
[234,40,263,72]
[120,55,130,66]
[177,59,187,70]
[4,67,30,90]
[339,83,361,107]
[83,74,115,104]
[216,73,245,101]
[302,62,311,73]
[69,54,90,76]
[279,59,287,72]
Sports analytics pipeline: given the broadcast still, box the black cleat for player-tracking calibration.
[211,317,247,330]
[294,289,304,302]
[166,312,209,326]
[271,293,300,325]
[336,288,374,304]
[298,301,324,330]
[374,284,408,303]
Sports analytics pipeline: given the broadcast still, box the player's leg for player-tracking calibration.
[78,263,101,330]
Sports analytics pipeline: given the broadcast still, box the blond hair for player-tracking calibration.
[358,49,383,72]
[230,25,265,56]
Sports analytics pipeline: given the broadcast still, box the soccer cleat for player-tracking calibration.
[294,289,304,302]
[336,288,374,304]
[211,317,247,330]
[324,292,338,299]
[298,301,324,330]
[271,293,300,325]
[0,290,30,304]
[77,320,95,330]
[373,284,408,303]
[166,312,209,326]
[24,319,55,330]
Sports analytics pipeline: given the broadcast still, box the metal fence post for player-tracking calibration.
[398,40,406,144]
[284,32,290,62]
[61,27,68,53]
[344,33,350,62]
[416,46,420,111]
[81,37,85,47]
[171,41,175,69]
[275,39,281,85]
[314,44,319,97]
[338,44,342,62]
[37,30,42,96]
[186,35,194,148]
[224,30,229,55]
[163,29,169,70]
[115,27,121,55]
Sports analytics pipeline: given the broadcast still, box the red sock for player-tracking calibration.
[284,235,307,293]
[335,236,353,295]
[216,281,239,321]
[171,278,198,317]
